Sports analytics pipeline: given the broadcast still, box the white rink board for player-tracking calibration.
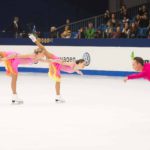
[0,45,150,71]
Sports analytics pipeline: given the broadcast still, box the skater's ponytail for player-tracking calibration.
[34,48,43,55]
[0,52,4,58]
[76,59,85,64]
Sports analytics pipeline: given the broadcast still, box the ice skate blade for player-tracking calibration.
[55,99,66,103]
[11,100,24,105]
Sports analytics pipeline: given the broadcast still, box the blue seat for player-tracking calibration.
[98,24,107,31]
[137,28,148,38]
[43,32,50,38]
[71,32,78,39]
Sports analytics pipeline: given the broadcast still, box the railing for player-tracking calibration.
[56,2,150,37]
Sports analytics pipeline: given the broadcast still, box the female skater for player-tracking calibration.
[0,49,45,104]
[29,34,86,102]
[124,57,150,82]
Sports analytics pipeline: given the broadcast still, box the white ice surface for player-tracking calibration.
[0,73,150,150]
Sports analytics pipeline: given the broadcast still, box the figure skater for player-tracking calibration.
[29,34,86,102]
[0,49,45,104]
[124,57,150,82]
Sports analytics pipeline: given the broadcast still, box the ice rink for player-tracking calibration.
[0,72,150,150]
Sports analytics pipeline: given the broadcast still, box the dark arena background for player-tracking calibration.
[0,0,109,31]
[0,0,150,150]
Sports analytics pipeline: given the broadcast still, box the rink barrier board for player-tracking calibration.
[0,67,135,76]
[0,38,149,76]
[0,38,150,47]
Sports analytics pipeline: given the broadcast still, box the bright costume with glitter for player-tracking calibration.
[1,51,35,76]
[128,63,150,81]
[48,55,76,82]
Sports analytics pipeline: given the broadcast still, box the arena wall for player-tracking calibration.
[0,39,150,76]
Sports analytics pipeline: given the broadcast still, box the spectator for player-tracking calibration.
[65,19,70,29]
[105,28,113,38]
[104,10,111,24]
[120,4,127,14]
[139,13,149,28]
[138,7,143,16]
[61,19,71,38]
[8,16,22,38]
[141,5,149,16]
[85,23,96,39]
[122,16,130,25]
[111,26,122,38]
[49,26,57,38]
[66,19,70,26]
[13,17,22,36]
[147,20,150,31]
[77,27,85,39]
[129,22,138,38]
[147,30,150,39]
[109,13,119,27]
[135,15,141,26]
[120,4,128,19]
[104,21,113,38]
[122,23,130,38]
[138,5,149,17]
[61,26,71,38]
[142,5,149,15]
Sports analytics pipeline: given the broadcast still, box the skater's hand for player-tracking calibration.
[29,34,37,43]
[124,77,128,83]
[33,59,39,64]
[76,70,83,75]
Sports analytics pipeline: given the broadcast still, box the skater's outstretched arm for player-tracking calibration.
[16,54,35,59]
[38,58,63,64]
[38,59,79,71]
[0,53,35,61]
[124,72,146,82]
[75,70,83,75]
[0,53,17,61]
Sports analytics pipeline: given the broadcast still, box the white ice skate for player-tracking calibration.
[55,95,65,103]
[12,94,24,105]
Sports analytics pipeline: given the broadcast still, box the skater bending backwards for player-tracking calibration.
[0,49,45,104]
[124,57,150,82]
[29,34,86,103]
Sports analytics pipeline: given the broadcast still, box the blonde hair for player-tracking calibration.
[0,52,4,58]
[34,48,43,55]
